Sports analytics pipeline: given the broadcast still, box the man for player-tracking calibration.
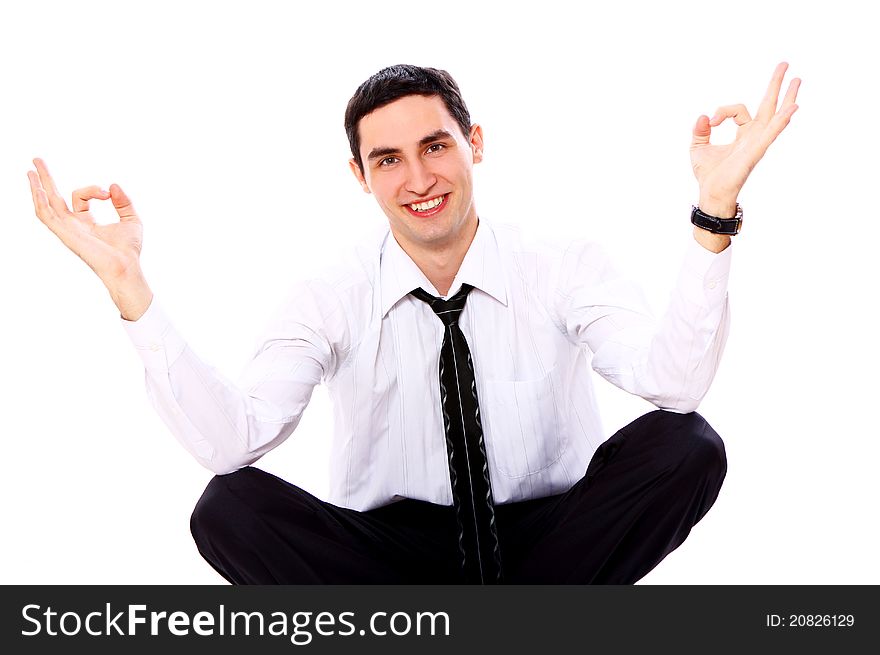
[27,63,800,584]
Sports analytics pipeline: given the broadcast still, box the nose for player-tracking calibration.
[404,159,437,197]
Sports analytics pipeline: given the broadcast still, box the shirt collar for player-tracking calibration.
[379,218,509,318]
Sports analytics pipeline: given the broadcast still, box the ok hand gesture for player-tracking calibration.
[28,158,144,283]
[691,62,801,215]
[28,158,153,319]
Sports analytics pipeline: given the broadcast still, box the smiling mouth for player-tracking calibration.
[404,193,449,218]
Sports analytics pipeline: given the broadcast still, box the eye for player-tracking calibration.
[379,156,399,167]
[426,143,445,154]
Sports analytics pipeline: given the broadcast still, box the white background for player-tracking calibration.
[1,0,877,584]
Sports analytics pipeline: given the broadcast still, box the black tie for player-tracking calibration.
[410,283,503,584]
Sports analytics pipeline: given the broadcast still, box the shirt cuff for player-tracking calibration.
[676,237,733,308]
[120,297,187,371]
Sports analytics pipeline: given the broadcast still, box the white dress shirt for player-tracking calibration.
[122,218,732,511]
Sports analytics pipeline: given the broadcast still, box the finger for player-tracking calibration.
[72,185,111,212]
[756,61,789,122]
[761,103,799,151]
[32,158,71,215]
[709,104,752,127]
[777,77,801,114]
[109,184,139,222]
[28,170,57,226]
[691,114,712,146]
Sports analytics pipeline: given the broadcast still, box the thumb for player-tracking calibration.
[691,115,711,147]
[109,183,139,222]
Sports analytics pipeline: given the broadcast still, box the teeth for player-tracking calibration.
[410,195,445,212]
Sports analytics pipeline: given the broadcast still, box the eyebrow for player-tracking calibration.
[366,129,455,162]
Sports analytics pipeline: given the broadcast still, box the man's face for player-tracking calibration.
[350,94,483,255]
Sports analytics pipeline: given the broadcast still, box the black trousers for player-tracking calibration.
[190,409,727,584]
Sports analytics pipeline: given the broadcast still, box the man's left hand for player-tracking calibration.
[690,62,801,217]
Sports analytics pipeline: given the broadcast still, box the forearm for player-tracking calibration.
[590,297,731,413]
[143,345,310,473]
[576,239,733,412]
[642,283,730,411]
[646,235,732,409]
[122,298,320,473]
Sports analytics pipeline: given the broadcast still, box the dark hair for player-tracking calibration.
[344,64,472,174]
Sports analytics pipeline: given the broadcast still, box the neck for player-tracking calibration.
[399,216,479,297]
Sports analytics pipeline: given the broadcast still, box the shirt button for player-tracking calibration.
[150,343,160,352]
[707,280,717,289]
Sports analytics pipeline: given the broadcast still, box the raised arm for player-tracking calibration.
[27,158,333,473]
[562,64,801,410]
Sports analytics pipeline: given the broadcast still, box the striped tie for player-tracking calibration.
[411,283,503,584]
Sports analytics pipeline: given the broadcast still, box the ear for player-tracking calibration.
[469,124,484,164]
[348,158,372,194]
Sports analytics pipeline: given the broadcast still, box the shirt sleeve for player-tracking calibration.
[121,280,347,473]
[556,237,732,413]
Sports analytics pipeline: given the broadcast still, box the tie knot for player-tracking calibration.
[411,284,473,327]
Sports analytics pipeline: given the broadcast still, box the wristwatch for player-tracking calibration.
[690,204,743,235]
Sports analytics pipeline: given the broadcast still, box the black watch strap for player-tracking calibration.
[690,204,742,235]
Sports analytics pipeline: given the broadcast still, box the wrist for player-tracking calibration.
[105,270,153,321]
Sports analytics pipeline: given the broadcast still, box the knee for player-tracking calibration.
[190,468,259,547]
[650,410,727,479]
[191,476,228,547]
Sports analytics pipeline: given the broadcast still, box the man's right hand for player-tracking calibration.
[28,158,154,321]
